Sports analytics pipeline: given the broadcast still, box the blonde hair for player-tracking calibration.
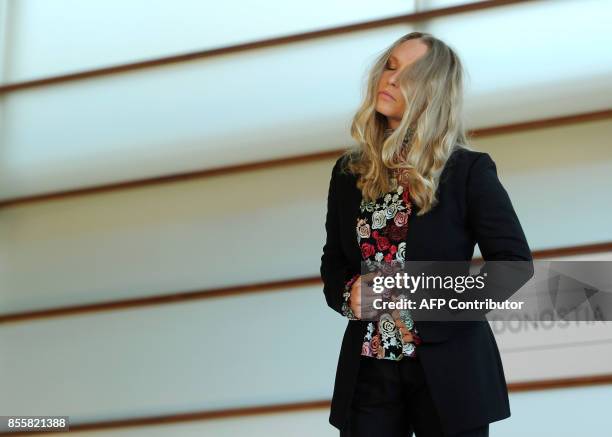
[340,31,473,216]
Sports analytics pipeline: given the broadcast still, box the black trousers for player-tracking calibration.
[341,355,489,437]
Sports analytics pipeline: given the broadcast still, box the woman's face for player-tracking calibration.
[376,39,428,129]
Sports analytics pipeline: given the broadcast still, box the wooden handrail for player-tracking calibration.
[0,0,531,94]
[1,240,611,324]
[1,108,610,209]
[1,373,610,435]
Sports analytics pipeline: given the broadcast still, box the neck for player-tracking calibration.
[383,126,415,158]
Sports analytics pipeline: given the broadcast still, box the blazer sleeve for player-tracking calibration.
[320,157,359,317]
[467,152,533,262]
[465,152,535,313]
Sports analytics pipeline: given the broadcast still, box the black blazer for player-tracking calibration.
[320,147,534,436]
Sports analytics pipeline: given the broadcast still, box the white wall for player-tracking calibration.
[1,0,611,201]
[1,0,611,435]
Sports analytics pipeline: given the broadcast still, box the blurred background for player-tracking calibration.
[0,0,611,435]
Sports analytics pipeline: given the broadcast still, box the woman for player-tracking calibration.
[320,32,534,437]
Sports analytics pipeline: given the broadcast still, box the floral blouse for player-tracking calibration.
[341,181,422,360]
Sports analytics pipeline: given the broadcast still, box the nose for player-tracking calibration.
[387,71,399,87]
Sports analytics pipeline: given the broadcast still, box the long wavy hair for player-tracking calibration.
[340,31,473,216]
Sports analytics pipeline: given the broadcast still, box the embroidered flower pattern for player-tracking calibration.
[342,182,422,360]
[341,273,361,320]
[359,184,411,274]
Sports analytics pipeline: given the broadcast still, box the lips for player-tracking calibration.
[379,91,396,101]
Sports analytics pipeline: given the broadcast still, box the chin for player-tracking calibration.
[375,104,393,117]
[376,106,399,119]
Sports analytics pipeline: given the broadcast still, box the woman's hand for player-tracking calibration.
[348,271,383,320]
[348,276,362,319]
[350,274,416,343]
